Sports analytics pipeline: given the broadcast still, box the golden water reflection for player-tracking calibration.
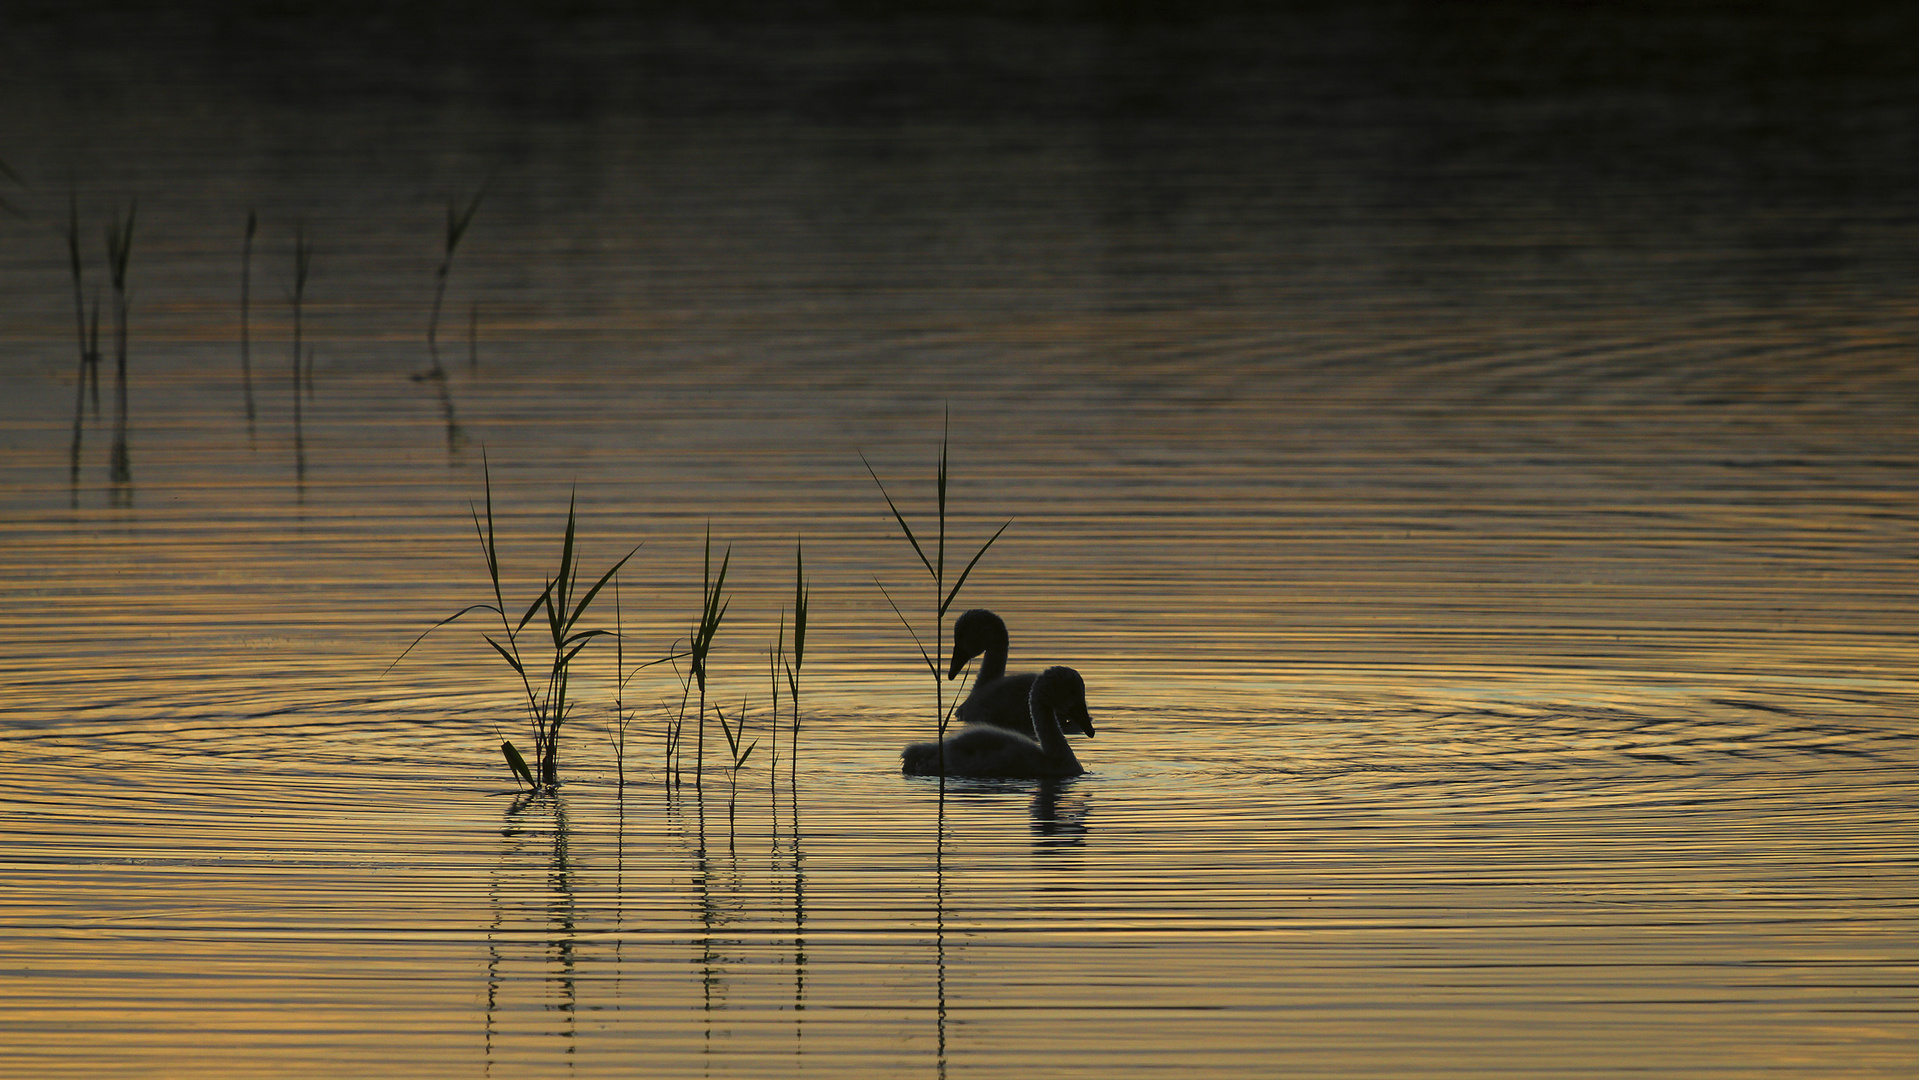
[4,3,1919,1074]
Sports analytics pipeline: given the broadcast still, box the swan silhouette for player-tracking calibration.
[902,666,1090,779]
[947,609,1095,738]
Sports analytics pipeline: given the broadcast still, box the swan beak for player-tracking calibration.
[946,647,968,680]
[1070,711,1096,738]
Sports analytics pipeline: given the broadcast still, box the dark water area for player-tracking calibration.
[2,3,1917,1077]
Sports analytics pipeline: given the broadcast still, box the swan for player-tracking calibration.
[902,666,1090,779]
[947,609,1095,738]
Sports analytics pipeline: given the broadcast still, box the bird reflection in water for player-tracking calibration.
[1030,780,1090,851]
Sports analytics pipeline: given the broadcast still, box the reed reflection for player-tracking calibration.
[934,798,948,1080]
[61,193,129,507]
[667,788,751,1058]
[770,758,809,1061]
[487,789,578,1072]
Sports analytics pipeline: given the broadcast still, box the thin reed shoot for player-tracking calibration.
[608,576,688,789]
[713,696,757,829]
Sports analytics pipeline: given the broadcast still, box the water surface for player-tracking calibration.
[3,4,1917,1076]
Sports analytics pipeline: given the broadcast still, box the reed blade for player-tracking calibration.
[942,519,1012,617]
[383,602,502,675]
[501,740,537,788]
[875,577,937,677]
[861,452,935,581]
[565,543,642,634]
[516,579,555,634]
[792,540,808,674]
[483,634,528,677]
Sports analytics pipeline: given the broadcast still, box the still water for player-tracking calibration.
[2,4,1917,1076]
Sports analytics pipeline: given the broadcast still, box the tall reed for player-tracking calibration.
[391,458,639,789]
[863,412,1009,780]
[610,575,631,791]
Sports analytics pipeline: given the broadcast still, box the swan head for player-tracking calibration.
[1032,666,1096,738]
[947,608,1009,679]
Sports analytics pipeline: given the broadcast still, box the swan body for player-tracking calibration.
[903,666,1090,779]
[947,609,1095,738]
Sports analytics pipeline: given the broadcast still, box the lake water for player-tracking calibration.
[3,3,1917,1076]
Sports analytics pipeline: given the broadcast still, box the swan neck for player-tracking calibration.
[1032,695,1075,767]
[974,639,1008,685]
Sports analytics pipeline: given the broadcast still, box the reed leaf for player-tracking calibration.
[501,740,536,788]
[941,519,1012,617]
[860,451,935,581]
[483,635,527,676]
[383,602,501,675]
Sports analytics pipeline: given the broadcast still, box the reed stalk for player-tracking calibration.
[611,575,630,791]
[609,578,688,790]
[863,411,1009,782]
[768,622,781,782]
[668,651,692,786]
[713,696,757,832]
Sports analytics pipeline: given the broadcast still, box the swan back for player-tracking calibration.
[902,665,1088,779]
